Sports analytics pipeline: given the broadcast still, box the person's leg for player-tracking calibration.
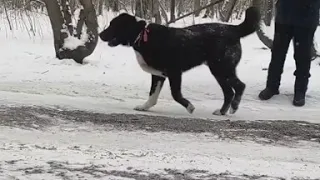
[292,25,317,106]
[259,23,294,100]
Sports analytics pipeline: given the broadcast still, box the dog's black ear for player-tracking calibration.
[137,20,146,29]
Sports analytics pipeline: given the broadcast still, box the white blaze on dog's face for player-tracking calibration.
[99,13,146,47]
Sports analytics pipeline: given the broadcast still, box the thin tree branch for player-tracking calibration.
[2,0,13,30]
[166,0,225,25]
[156,0,168,25]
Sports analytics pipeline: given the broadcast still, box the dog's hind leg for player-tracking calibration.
[208,63,235,116]
[134,75,165,111]
[228,73,246,114]
[212,77,235,115]
[167,72,195,114]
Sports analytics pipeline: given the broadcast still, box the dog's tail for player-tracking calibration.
[235,6,260,38]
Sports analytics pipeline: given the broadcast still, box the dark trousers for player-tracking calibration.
[266,23,317,93]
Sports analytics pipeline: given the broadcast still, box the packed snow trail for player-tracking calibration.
[0,105,320,180]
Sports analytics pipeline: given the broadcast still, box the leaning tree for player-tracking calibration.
[42,0,99,64]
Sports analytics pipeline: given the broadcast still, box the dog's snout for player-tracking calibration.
[99,32,104,40]
[99,30,108,41]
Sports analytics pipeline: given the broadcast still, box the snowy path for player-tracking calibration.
[0,106,320,180]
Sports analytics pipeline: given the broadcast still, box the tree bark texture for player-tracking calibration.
[252,0,273,49]
[219,0,236,22]
[193,0,200,17]
[135,0,148,19]
[263,0,273,26]
[98,0,104,15]
[170,0,175,21]
[43,0,98,64]
[150,0,161,24]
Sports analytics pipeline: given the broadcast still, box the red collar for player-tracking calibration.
[142,28,149,42]
[134,27,149,46]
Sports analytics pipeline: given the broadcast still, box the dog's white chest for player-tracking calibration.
[134,51,165,77]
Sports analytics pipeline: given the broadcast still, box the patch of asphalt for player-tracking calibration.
[5,160,288,180]
[0,105,320,145]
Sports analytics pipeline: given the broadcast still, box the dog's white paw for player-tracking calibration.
[229,107,237,114]
[213,109,223,116]
[134,105,149,111]
[186,103,195,114]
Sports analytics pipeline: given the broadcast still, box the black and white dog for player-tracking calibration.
[99,7,260,116]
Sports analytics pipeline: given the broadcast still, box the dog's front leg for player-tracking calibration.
[134,75,166,111]
[167,72,195,114]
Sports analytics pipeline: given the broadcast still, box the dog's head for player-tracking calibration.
[99,13,146,47]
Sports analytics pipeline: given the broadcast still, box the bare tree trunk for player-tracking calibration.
[25,0,32,11]
[2,0,13,30]
[111,0,119,11]
[61,0,73,35]
[166,0,224,25]
[157,0,169,24]
[135,0,148,18]
[170,0,175,22]
[177,0,183,16]
[252,0,273,49]
[42,0,65,59]
[193,0,200,17]
[263,0,273,26]
[130,0,134,12]
[219,0,237,22]
[233,0,247,20]
[105,0,118,11]
[43,0,98,64]
[98,0,104,15]
[150,0,161,24]
[203,0,215,18]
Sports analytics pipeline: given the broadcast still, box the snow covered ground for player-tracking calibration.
[1,12,320,122]
[0,11,320,179]
[1,125,320,179]
[0,106,320,179]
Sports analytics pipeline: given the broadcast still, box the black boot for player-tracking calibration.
[259,88,280,100]
[293,91,306,106]
[293,77,308,107]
